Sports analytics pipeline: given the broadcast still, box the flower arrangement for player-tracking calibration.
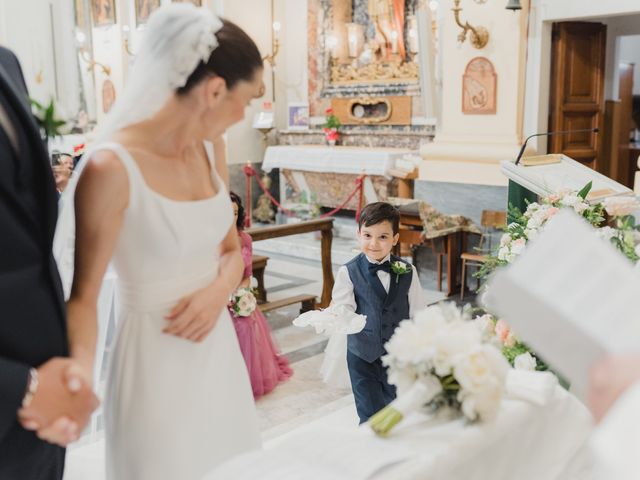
[228,287,257,317]
[390,260,411,283]
[599,196,640,262]
[322,107,341,146]
[477,182,637,279]
[369,303,509,436]
[480,183,640,280]
[472,313,545,372]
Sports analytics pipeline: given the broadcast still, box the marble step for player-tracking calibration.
[254,234,358,265]
[272,323,328,364]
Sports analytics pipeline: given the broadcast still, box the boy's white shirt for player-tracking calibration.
[331,253,426,317]
[321,253,426,389]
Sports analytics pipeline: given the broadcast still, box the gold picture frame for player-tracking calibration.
[135,0,162,26]
[91,0,116,27]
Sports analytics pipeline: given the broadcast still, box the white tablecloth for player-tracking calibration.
[262,145,413,176]
[205,371,594,480]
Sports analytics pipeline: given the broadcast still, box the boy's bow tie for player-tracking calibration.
[368,261,390,274]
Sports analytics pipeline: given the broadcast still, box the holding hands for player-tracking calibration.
[18,357,98,446]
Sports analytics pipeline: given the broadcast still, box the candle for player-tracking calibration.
[346,23,363,59]
[390,30,398,54]
[407,16,419,54]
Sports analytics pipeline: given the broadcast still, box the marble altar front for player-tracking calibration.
[262,145,419,210]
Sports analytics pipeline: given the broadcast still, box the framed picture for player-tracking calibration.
[173,0,203,5]
[75,0,87,29]
[135,0,162,26]
[91,0,116,26]
[287,103,310,131]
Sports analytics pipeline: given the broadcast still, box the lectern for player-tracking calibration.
[501,154,634,218]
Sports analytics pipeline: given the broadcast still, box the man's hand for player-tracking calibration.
[18,357,99,446]
[589,354,640,423]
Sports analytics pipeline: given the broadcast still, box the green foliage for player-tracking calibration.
[30,98,66,140]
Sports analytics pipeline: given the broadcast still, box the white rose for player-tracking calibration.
[514,352,537,371]
[499,234,512,247]
[473,314,495,338]
[604,196,640,217]
[596,226,617,242]
[510,238,526,256]
[453,345,509,394]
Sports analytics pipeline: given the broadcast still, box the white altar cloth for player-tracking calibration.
[262,145,413,176]
[205,371,594,480]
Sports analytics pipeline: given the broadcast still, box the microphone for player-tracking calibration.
[514,128,599,165]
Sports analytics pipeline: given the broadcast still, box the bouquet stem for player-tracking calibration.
[369,407,403,437]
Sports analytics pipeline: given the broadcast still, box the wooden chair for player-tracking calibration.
[460,210,507,299]
[251,255,269,303]
[396,228,445,291]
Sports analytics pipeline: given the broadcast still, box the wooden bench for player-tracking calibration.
[260,294,317,314]
[247,218,335,310]
[251,255,269,303]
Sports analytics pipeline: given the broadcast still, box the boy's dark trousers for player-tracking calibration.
[347,350,396,424]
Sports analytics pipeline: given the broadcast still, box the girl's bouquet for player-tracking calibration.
[370,303,510,436]
[229,287,257,317]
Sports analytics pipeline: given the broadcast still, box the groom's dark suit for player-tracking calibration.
[0,46,68,479]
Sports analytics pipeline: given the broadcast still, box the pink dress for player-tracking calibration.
[229,231,293,398]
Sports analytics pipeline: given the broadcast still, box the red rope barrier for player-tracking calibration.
[243,165,365,220]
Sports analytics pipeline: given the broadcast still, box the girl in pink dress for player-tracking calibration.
[229,192,293,398]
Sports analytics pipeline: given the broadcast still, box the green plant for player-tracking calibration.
[30,98,66,140]
[323,107,341,130]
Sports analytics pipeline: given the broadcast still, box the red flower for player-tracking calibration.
[73,143,85,153]
[325,107,334,115]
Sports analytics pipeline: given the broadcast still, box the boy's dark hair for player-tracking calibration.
[358,202,400,235]
[229,191,245,230]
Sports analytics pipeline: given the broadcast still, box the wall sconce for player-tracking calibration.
[75,30,111,76]
[451,0,489,49]
[263,21,281,67]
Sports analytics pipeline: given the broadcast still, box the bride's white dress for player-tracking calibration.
[97,142,260,480]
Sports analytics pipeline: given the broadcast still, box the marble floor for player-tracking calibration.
[63,226,451,479]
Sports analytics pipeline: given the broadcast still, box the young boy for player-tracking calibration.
[332,202,425,423]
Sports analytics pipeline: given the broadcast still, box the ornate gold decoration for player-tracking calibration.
[330,59,419,85]
[452,0,489,49]
[78,47,111,76]
[347,97,392,124]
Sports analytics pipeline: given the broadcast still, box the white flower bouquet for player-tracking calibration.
[228,287,257,317]
[369,303,509,436]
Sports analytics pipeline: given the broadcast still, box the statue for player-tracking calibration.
[253,173,276,223]
[367,0,406,60]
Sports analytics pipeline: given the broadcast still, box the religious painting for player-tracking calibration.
[102,79,116,114]
[173,0,203,5]
[462,57,497,115]
[135,0,161,26]
[91,0,116,26]
[287,103,310,130]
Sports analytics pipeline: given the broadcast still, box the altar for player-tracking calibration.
[262,145,419,211]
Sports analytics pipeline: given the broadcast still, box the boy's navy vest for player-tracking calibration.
[346,253,411,363]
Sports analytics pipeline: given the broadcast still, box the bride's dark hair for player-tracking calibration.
[178,18,262,95]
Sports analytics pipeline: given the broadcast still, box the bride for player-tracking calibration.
[57,5,264,479]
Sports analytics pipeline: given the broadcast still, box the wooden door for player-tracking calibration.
[618,63,634,187]
[548,22,606,171]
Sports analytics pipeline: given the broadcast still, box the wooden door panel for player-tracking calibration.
[549,22,606,170]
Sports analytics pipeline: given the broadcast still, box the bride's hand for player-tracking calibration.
[164,285,227,342]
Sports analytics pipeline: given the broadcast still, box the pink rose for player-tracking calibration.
[494,319,511,343]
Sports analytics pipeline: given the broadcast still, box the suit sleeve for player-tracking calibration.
[0,358,30,442]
